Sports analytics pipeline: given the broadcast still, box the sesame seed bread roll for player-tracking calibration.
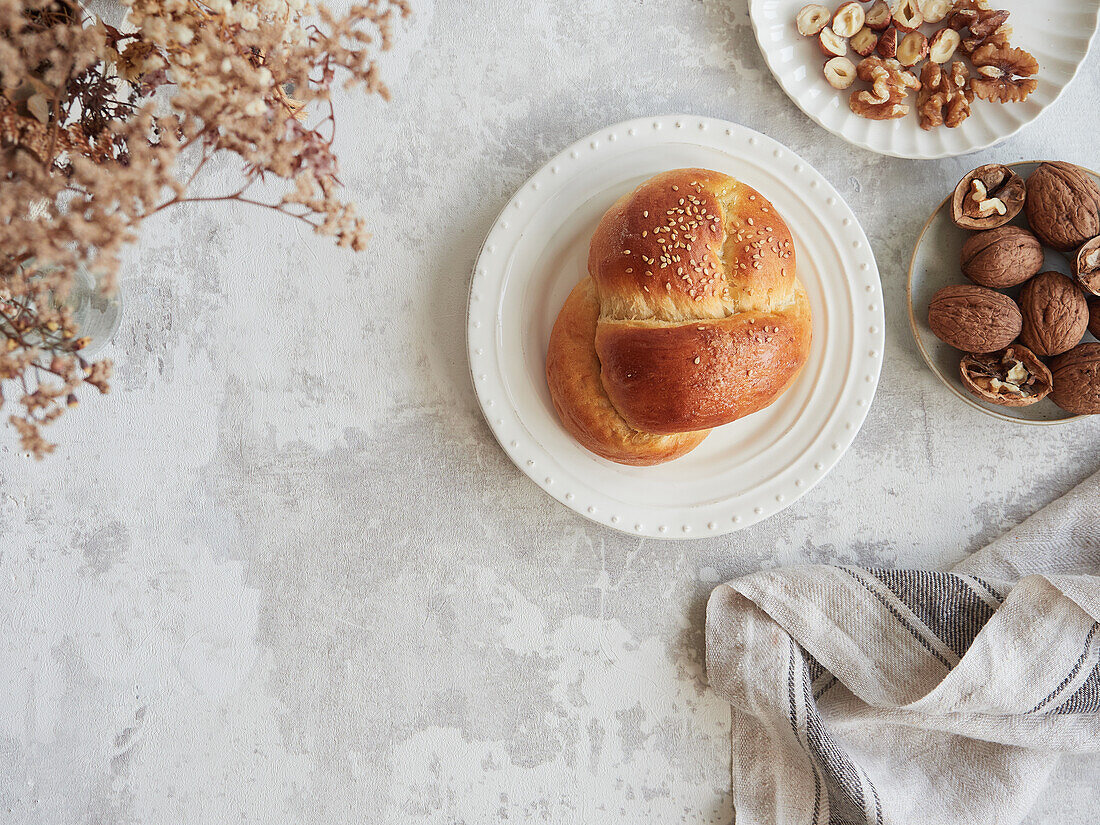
[546,168,813,464]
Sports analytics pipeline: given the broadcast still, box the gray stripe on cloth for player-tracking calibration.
[841,568,955,670]
[1031,623,1100,714]
[786,640,880,825]
[866,569,1000,661]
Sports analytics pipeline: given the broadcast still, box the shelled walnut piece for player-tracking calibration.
[917,61,972,130]
[948,0,1011,56]
[849,57,920,120]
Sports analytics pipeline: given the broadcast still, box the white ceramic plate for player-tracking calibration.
[908,161,1096,424]
[749,0,1100,159]
[467,115,884,539]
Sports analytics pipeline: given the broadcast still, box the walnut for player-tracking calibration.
[927,284,1022,353]
[1088,297,1100,339]
[960,345,1052,407]
[951,164,1025,230]
[1073,236,1100,297]
[959,225,1044,288]
[849,56,919,120]
[948,1,1011,55]
[918,62,972,130]
[970,43,1038,103]
[1049,343,1100,415]
[1025,162,1100,252]
[1018,272,1089,357]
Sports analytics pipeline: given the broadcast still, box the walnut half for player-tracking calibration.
[970,43,1039,103]
[959,345,1052,407]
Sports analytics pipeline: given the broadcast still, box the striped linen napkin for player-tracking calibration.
[706,469,1100,825]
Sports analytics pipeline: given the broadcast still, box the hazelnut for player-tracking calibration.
[929,27,961,63]
[832,2,865,37]
[865,0,892,30]
[1072,235,1100,297]
[797,4,831,36]
[850,26,879,57]
[824,56,857,89]
[1025,162,1100,252]
[918,0,952,25]
[892,0,923,31]
[897,31,928,66]
[960,345,1052,407]
[876,26,898,58]
[1049,343,1100,415]
[951,164,1025,230]
[1018,272,1089,357]
[819,26,847,57]
[959,226,1044,289]
[928,284,1022,353]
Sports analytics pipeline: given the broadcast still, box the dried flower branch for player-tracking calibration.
[0,0,409,457]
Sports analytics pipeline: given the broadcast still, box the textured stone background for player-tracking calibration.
[2,1,1098,822]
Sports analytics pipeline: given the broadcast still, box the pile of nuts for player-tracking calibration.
[927,162,1100,415]
[795,0,1038,129]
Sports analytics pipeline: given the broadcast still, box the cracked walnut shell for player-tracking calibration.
[1026,162,1100,253]
[960,345,1052,407]
[1076,236,1100,297]
[918,61,972,130]
[951,164,1025,230]
[959,225,1044,289]
[1050,343,1100,415]
[1018,272,1089,358]
[970,43,1038,103]
[927,284,1022,353]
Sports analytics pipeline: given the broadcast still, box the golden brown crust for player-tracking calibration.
[594,281,812,433]
[545,280,709,465]
[546,168,813,465]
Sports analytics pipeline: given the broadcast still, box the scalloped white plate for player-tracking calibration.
[467,115,884,538]
[749,0,1100,159]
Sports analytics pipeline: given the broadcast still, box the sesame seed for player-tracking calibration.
[626,268,633,273]
[694,357,701,364]
[643,211,649,217]
[672,185,679,191]
[623,250,631,255]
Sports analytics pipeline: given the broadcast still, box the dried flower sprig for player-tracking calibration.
[0,0,409,457]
